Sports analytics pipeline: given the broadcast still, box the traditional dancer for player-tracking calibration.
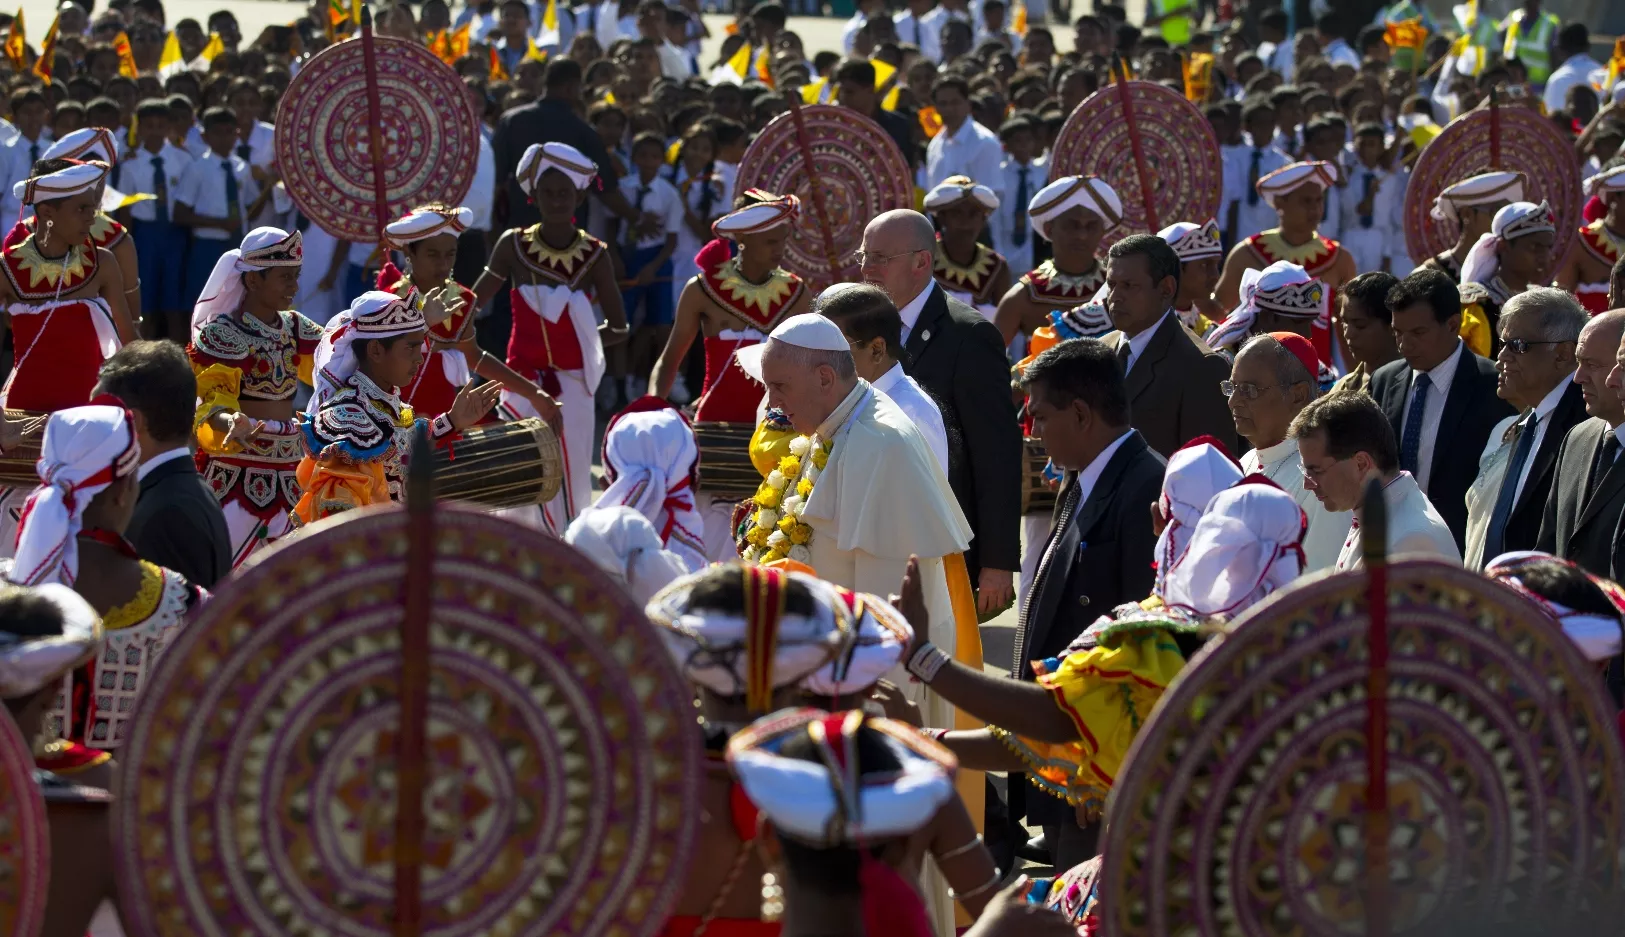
[22,128,143,329]
[187,226,317,566]
[378,204,560,423]
[923,176,1010,320]
[595,398,707,572]
[563,504,690,604]
[1420,170,1527,282]
[1157,219,1226,338]
[1555,165,1625,313]
[1215,160,1357,367]
[993,175,1118,346]
[1459,200,1557,358]
[472,142,628,533]
[1203,260,1334,387]
[295,291,500,523]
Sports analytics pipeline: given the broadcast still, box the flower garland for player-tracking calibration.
[742,434,832,564]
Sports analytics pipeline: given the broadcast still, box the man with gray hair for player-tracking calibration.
[1465,287,1590,568]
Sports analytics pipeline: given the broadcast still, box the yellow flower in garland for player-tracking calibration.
[796,477,814,498]
[778,455,802,477]
[810,446,829,470]
[742,433,834,565]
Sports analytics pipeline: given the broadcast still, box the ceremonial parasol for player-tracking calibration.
[111,433,702,937]
[275,14,481,246]
[1403,96,1581,267]
[734,102,912,291]
[1048,66,1222,247]
[0,710,48,937]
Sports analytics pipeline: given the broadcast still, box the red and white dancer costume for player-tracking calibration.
[1247,161,1345,367]
[187,227,316,566]
[378,206,483,419]
[923,176,1009,320]
[14,128,131,255]
[1576,166,1625,313]
[596,397,707,571]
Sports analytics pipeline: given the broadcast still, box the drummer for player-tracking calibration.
[471,142,629,534]
[1419,170,1527,282]
[992,175,1119,347]
[295,291,501,523]
[378,204,560,424]
[648,188,810,559]
[188,227,319,566]
[923,175,1011,322]
[1555,166,1625,313]
[1214,161,1357,369]
[1458,201,1557,358]
[1158,219,1226,340]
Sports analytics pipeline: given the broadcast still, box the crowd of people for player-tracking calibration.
[2,0,1625,931]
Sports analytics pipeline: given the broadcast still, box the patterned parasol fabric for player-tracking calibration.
[1048,81,1222,248]
[734,103,913,292]
[112,507,701,937]
[275,36,481,244]
[0,711,48,937]
[1404,105,1581,267]
[1094,560,1625,935]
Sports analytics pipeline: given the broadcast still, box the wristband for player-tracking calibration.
[948,869,1001,902]
[906,642,950,683]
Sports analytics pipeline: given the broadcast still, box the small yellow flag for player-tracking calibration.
[113,30,138,77]
[197,31,224,64]
[523,37,547,63]
[31,13,56,84]
[4,9,26,73]
[725,40,750,79]
[542,0,558,33]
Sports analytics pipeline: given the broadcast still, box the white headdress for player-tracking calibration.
[190,226,305,338]
[516,141,597,196]
[713,191,801,237]
[598,402,706,572]
[383,206,474,249]
[733,312,852,384]
[1157,219,1224,261]
[1205,260,1329,350]
[8,405,141,588]
[1459,200,1555,287]
[1255,160,1338,210]
[1162,481,1306,618]
[1430,170,1527,225]
[1027,175,1122,239]
[310,291,427,412]
[41,127,120,164]
[564,506,690,607]
[1154,438,1243,598]
[1584,165,1625,201]
[1484,550,1625,662]
[0,583,102,699]
[11,160,108,207]
[923,175,1000,213]
[801,589,913,699]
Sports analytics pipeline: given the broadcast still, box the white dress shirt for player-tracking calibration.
[925,118,1005,203]
[174,150,260,241]
[1243,437,1352,572]
[1507,378,1571,505]
[0,131,48,222]
[841,11,867,54]
[1402,340,1464,493]
[896,281,935,344]
[894,7,944,60]
[992,154,1044,276]
[1221,142,1290,242]
[873,362,949,475]
[466,132,496,231]
[616,173,683,250]
[1336,471,1461,570]
[1322,37,1361,68]
[657,39,692,78]
[1336,160,1404,271]
[137,447,193,482]
[1122,309,1173,374]
[116,142,195,222]
[1543,53,1604,115]
[1075,429,1134,503]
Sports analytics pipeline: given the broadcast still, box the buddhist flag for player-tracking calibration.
[4,9,24,73]
[113,30,138,77]
[31,12,55,84]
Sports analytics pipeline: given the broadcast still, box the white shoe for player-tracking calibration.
[669,373,692,405]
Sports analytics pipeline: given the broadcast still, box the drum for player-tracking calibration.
[1022,438,1057,515]
[431,417,562,508]
[0,411,46,489]
[693,421,761,501]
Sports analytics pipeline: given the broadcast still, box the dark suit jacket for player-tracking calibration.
[1479,381,1588,560]
[1103,313,1239,458]
[903,284,1023,578]
[1537,417,1625,579]
[127,455,232,588]
[1370,347,1514,549]
[1009,429,1164,825]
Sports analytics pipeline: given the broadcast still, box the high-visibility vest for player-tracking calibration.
[1151,0,1191,45]
[1501,9,1560,83]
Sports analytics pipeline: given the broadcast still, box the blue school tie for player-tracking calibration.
[1012,165,1029,247]
[152,156,169,223]
[224,162,242,240]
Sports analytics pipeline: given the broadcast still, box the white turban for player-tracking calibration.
[727,708,956,847]
[801,590,913,698]
[1162,482,1306,618]
[1206,260,1328,350]
[733,312,850,383]
[1459,200,1555,287]
[598,403,706,572]
[1157,219,1224,261]
[1028,175,1122,239]
[1585,165,1625,201]
[1154,439,1243,598]
[11,160,108,206]
[311,291,427,413]
[1430,170,1527,225]
[9,405,141,588]
[923,175,1000,213]
[516,141,597,196]
[190,226,305,339]
[1484,551,1625,662]
[564,506,690,607]
[712,192,801,237]
[1255,160,1338,210]
[383,206,474,248]
[42,127,119,163]
[0,583,101,699]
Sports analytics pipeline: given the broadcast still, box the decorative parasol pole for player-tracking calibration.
[359,5,394,256]
[781,92,843,279]
[1361,477,1390,937]
[393,424,437,937]
[1488,86,1501,171]
[1111,54,1159,233]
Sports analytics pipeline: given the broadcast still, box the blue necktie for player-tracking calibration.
[152,156,168,223]
[223,162,242,239]
[1399,373,1431,477]
[1012,165,1029,247]
[1360,172,1375,229]
[1246,149,1262,206]
[1483,412,1538,558]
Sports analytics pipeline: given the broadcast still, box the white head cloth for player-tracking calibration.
[1162,481,1306,618]
[734,312,851,383]
[11,160,108,206]
[383,206,473,248]
[310,291,427,412]
[802,588,913,698]
[1484,551,1625,662]
[1585,165,1625,201]
[517,141,597,196]
[1255,160,1338,210]
[1027,175,1122,239]
[189,226,305,338]
[727,708,957,847]
[598,405,706,572]
[923,175,1000,213]
[1430,170,1527,224]
[1157,219,1224,261]
[1154,439,1243,598]
[0,583,102,698]
[712,192,801,237]
[42,127,119,164]
[1460,200,1555,286]
[9,406,140,588]
[564,506,690,607]
[1205,260,1327,350]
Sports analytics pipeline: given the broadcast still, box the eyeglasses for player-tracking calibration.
[1300,456,1350,481]
[1220,380,1278,400]
[854,248,926,267]
[1501,338,1567,355]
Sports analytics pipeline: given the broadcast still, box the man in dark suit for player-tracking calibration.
[1465,288,1589,568]
[1538,310,1625,578]
[1097,234,1238,457]
[836,59,919,171]
[1368,268,1514,549]
[93,341,232,588]
[860,209,1022,614]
